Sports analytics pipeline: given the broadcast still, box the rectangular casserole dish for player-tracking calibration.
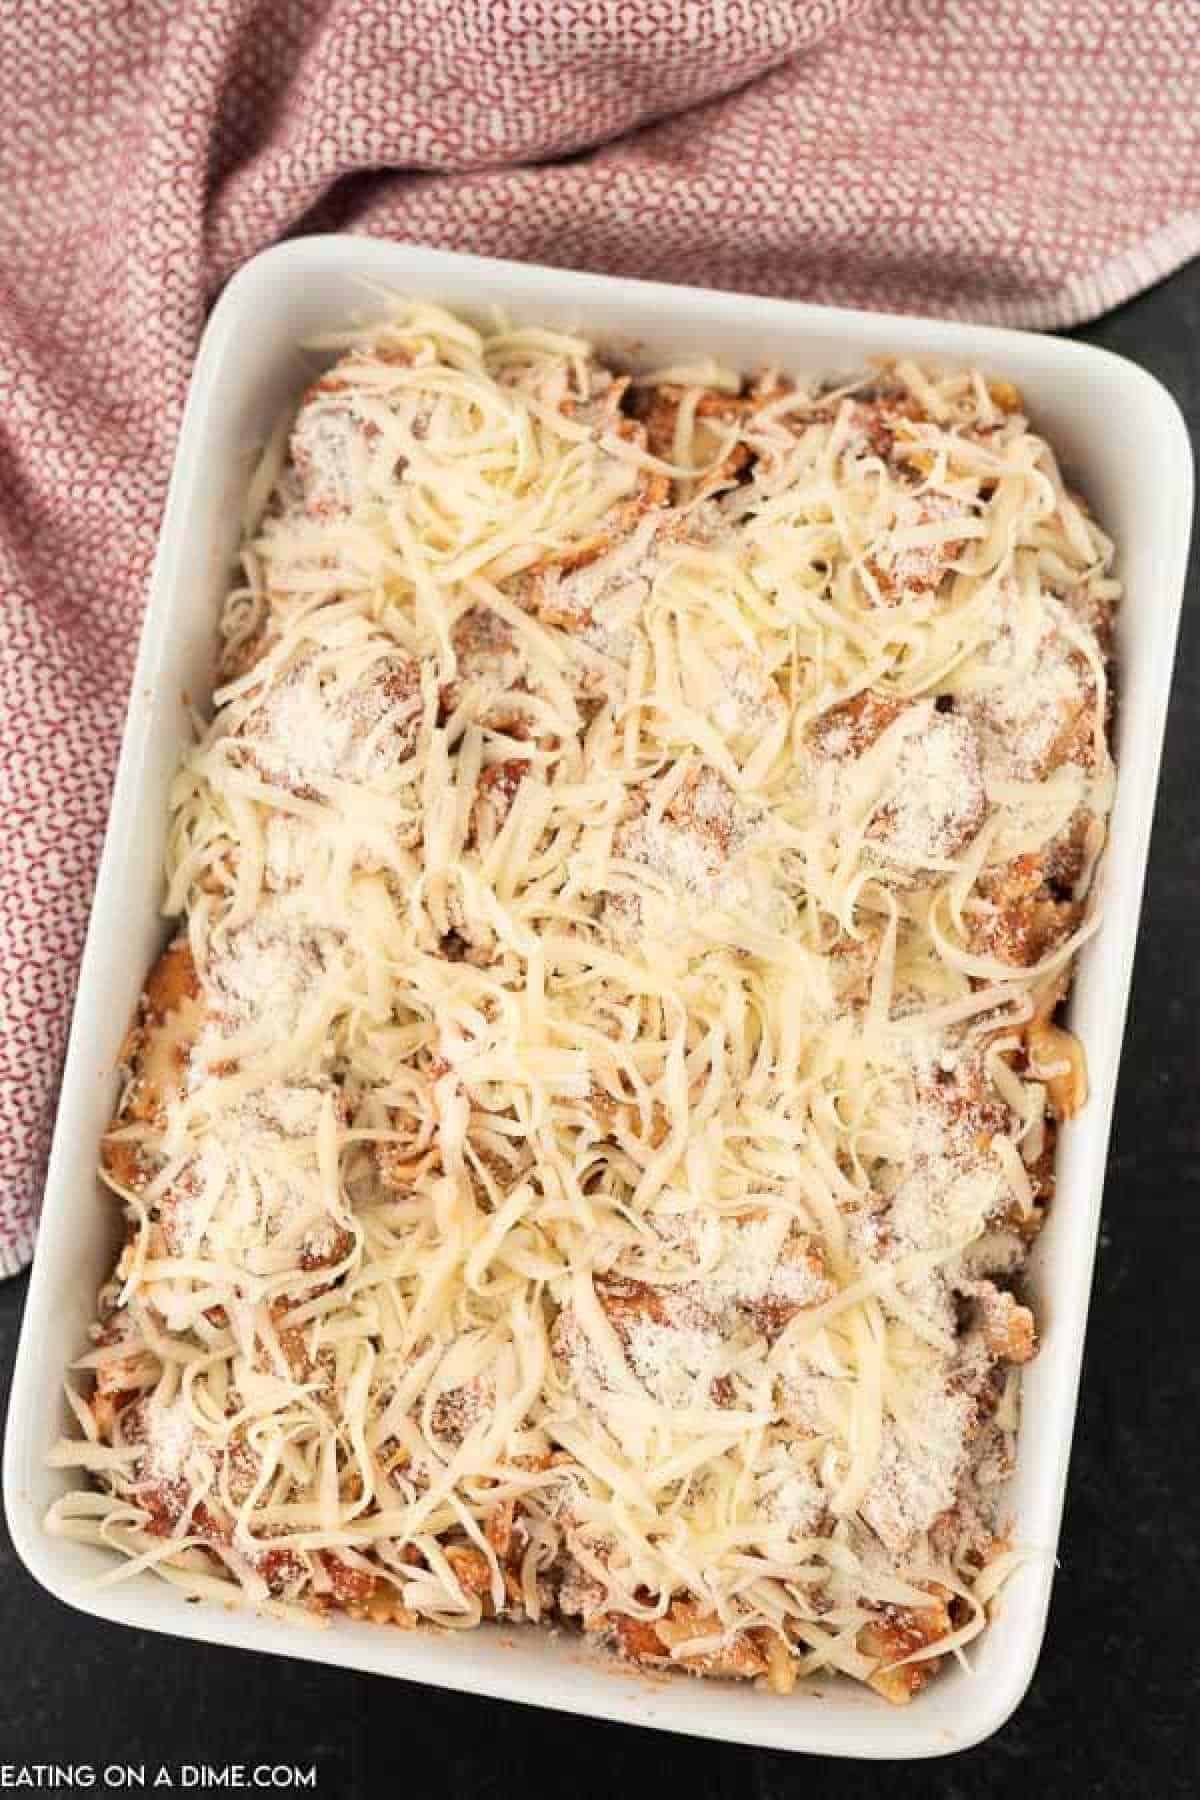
[4,236,1192,1759]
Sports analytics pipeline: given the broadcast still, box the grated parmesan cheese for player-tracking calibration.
[51,305,1120,1705]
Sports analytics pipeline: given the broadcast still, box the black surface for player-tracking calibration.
[2,261,1197,1799]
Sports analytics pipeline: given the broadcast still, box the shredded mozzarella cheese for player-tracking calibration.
[52,306,1119,1706]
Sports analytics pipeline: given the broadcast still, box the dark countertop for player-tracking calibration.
[2,260,1197,1800]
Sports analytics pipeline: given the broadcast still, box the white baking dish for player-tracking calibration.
[4,238,1192,1759]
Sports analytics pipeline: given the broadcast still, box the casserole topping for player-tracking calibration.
[51,304,1118,1702]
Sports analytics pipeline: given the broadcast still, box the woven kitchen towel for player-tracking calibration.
[1,0,1197,1275]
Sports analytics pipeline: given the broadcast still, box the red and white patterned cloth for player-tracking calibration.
[1,1,1197,1276]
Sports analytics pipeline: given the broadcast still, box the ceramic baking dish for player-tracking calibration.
[4,237,1192,1759]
